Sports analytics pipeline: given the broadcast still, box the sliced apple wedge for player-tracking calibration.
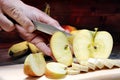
[80,60,96,70]
[24,52,46,76]
[73,29,113,63]
[45,62,67,79]
[50,31,73,66]
[97,59,114,69]
[67,67,80,75]
[88,58,104,69]
[111,59,120,67]
[71,62,88,72]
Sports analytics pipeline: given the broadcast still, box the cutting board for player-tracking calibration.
[0,45,120,80]
[0,64,120,80]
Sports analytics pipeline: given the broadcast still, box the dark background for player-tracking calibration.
[0,0,120,47]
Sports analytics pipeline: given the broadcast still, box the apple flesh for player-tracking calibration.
[67,30,79,45]
[24,52,46,76]
[73,29,113,63]
[67,67,80,75]
[45,62,67,79]
[80,60,96,70]
[50,31,73,66]
[88,58,104,69]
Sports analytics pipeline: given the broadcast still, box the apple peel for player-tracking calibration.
[24,52,46,76]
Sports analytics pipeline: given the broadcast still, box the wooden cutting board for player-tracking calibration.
[0,64,120,80]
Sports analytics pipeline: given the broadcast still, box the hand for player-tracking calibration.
[0,0,64,58]
[0,0,63,32]
[16,24,53,57]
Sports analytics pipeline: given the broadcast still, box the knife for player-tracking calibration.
[32,21,71,36]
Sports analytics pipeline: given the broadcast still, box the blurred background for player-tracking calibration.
[0,0,120,64]
[0,0,120,49]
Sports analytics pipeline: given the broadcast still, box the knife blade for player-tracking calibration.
[32,21,71,36]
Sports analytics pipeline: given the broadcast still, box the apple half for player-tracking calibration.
[73,29,113,63]
[45,62,67,79]
[50,31,73,66]
[24,52,46,76]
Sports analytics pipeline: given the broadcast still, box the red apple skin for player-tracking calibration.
[62,25,77,32]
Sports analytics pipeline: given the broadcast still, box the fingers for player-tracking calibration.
[16,24,52,57]
[0,10,15,32]
[31,37,52,56]
[1,0,35,32]
[15,24,37,41]
[0,26,2,31]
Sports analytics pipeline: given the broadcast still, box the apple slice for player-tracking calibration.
[67,30,79,44]
[67,67,80,75]
[24,52,46,76]
[50,31,73,66]
[88,58,104,69]
[110,59,120,67]
[73,29,113,63]
[71,63,81,70]
[80,60,96,70]
[45,62,67,79]
[97,59,114,69]
[71,62,88,72]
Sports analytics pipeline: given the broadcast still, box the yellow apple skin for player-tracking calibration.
[45,68,66,79]
[45,62,67,79]
[24,52,46,76]
[24,64,36,76]
[50,31,73,66]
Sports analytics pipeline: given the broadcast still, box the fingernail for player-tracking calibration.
[28,26,35,32]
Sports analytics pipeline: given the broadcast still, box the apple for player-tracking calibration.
[110,59,120,67]
[67,67,80,75]
[80,60,96,70]
[24,52,46,76]
[67,30,79,44]
[72,62,88,72]
[63,25,76,32]
[45,62,67,79]
[88,58,104,69]
[50,31,73,66]
[73,28,113,63]
[97,59,114,69]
